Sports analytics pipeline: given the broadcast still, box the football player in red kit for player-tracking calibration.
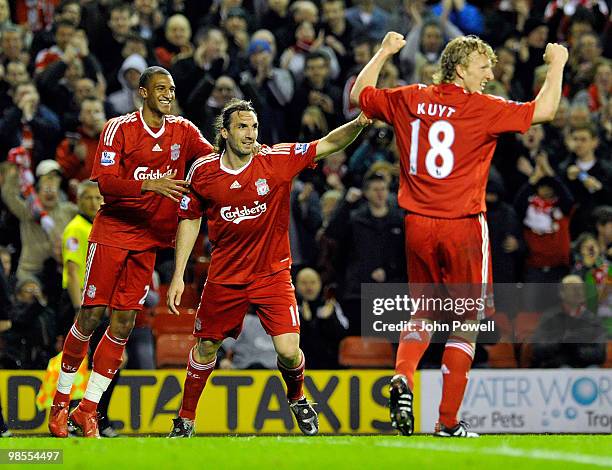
[351,33,568,437]
[49,66,214,438]
[166,99,371,437]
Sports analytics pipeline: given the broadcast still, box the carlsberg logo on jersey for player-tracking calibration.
[221,201,267,224]
[133,166,174,180]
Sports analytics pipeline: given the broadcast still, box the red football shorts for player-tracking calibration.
[81,242,156,311]
[193,269,300,340]
[405,213,493,321]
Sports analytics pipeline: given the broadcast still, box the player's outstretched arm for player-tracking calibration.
[141,169,189,203]
[167,217,201,315]
[349,32,406,106]
[532,43,569,124]
[315,112,372,161]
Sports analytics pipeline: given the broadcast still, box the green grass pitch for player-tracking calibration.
[1,435,611,469]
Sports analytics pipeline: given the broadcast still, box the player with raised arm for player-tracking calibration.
[350,32,568,437]
[48,66,213,438]
[166,99,371,437]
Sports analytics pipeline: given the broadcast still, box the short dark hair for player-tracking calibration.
[593,205,612,226]
[109,1,132,15]
[214,99,256,151]
[138,66,171,89]
[363,172,387,191]
[571,122,598,138]
[305,50,329,66]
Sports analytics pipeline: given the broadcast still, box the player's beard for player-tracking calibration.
[228,139,253,158]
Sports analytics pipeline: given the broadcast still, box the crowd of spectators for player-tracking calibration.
[0,0,610,373]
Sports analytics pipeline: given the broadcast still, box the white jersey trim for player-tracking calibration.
[103,113,136,146]
[138,109,166,139]
[219,150,253,175]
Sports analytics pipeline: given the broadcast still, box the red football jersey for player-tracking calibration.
[179,142,318,284]
[360,84,536,218]
[90,111,213,250]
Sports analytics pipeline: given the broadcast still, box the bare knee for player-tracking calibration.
[75,306,105,336]
[193,338,222,364]
[109,310,137,339]
[273,334,301,367]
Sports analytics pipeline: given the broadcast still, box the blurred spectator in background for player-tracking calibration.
[132,0,164,41]
[348,124,394,178]
[92,2,133,93]
[326,173,405,334]
[530,275,607,367]
[172,27,230,111]
[36,33,104,130]
[295,267,348,368]
[320,0,354,77]
[571,232,611,337]
[515,17,548,101]
[0,60,30,111]
[572,59,610,114]
[0,24,29,66]
[515,155,574,289]
[290,51,342,138]
[290,180,322,273]
[108,53,147,115]
[239,35,294,143]
[345,0,389,42]
[184,74,241,143]
[0,81,62,166]
[56,97,106,188]
[260,0,293,53]
[30,0,81,57]
[1,161,77,283]
[4,277,57,369]
[221,7,250,62]
[399,12,462,83]
[561,123,612,237]
[593,206,612,260]
[342,37,375,120]
[430,0,484,36]
[155,14,193,68]
[486,170,524,284]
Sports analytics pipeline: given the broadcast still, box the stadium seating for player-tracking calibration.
[155,333,196,368]
[338,336,394,368]
[485,343,518,368]
[152,310,196,335]
[604,341,612,368]
[513,311,542,343]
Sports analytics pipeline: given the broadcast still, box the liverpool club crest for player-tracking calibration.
[255,178,269,196]
[171,143,180,161]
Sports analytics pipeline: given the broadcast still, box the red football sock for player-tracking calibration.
[179,350,216,421]
[92,329,128,380]
[278,351,305,402]
[438,338,474,428]
[395,322,431,390]
[54,323,91,404]
[78,329,128,413]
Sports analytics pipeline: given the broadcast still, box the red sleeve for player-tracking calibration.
[178,189,204,220]
[91,117,126,180]
[185,120,214,158]
[359,85,412,124]
[481,95,536,136]
[179,159,206,219]
[265,141,319,180]
[97,175,143,198]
